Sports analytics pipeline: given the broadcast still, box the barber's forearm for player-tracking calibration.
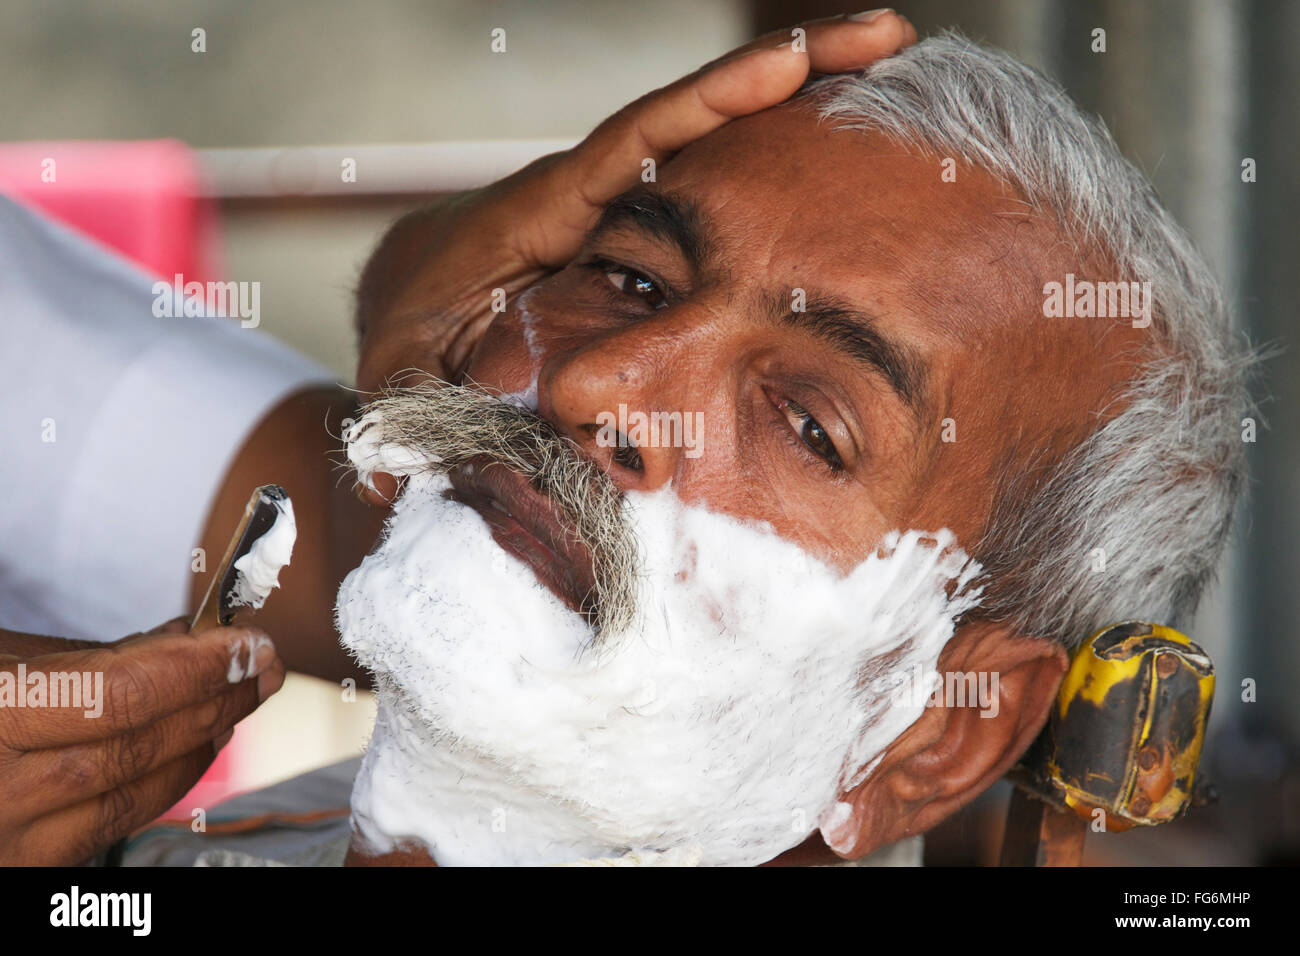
[192,385,387,687]
[0,628,99,658]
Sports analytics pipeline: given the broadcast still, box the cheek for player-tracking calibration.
[464,276,602,393]
[464,306,539,394]
[752,496,893,572]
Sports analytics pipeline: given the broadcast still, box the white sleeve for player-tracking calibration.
[0,195,336,642]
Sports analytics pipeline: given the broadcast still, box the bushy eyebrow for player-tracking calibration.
[590,188,927,416]
[589,187,712,269]
[773,296,928,416]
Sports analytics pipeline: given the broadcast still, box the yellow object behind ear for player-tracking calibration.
[1049,621,1214,829]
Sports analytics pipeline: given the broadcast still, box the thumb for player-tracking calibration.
[116,616,191,645]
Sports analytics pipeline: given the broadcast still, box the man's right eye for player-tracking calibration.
[591,258,668,310]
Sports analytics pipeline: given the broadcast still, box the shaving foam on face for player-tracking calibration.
[507,285,544,411]
[338,456,981,866]
[228,497,296,610]
[345,417,439,495]
[344,288,545,496]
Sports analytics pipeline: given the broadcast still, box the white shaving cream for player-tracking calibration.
[225,630,276,684]
[503,285,544,411]
[229,498,296,610]
[338,427,981,867]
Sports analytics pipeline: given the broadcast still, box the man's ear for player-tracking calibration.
[821,620,1069,859]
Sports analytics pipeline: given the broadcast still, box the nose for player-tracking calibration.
[537,317,709,491]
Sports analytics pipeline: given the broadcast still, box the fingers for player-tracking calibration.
[570,11,915,194]
[540,45,806,240]
[119,616,192,641]
[718,10,916,74]
[519,10,916,261]
[16,663,279,816]
[807,11,917,72]
[0,625,280,750]
[12,743,216,865]
[348,11,917,404]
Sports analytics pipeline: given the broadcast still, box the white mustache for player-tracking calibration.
[345,381,640,638]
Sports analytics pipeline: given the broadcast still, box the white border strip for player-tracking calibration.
[197,140,577,198]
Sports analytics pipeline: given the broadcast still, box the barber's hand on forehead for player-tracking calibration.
[354,10,917,501]
[0,618,284,865]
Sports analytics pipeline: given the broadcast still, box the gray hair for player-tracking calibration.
[800,32,1254,646]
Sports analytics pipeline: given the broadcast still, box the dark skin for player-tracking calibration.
[346,55,1149,863]
[0,9,920,867]
[192,386,388,686]
[0,620,284,864]
[4,11,1141,865]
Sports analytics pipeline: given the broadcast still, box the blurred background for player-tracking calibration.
[0,0,1294,864]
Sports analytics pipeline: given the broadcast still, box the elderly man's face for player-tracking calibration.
[464,103,1139,566]
[343,102,1131,866]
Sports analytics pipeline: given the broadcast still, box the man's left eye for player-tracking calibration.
[779,397,845,473]
[602,263,667,310]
